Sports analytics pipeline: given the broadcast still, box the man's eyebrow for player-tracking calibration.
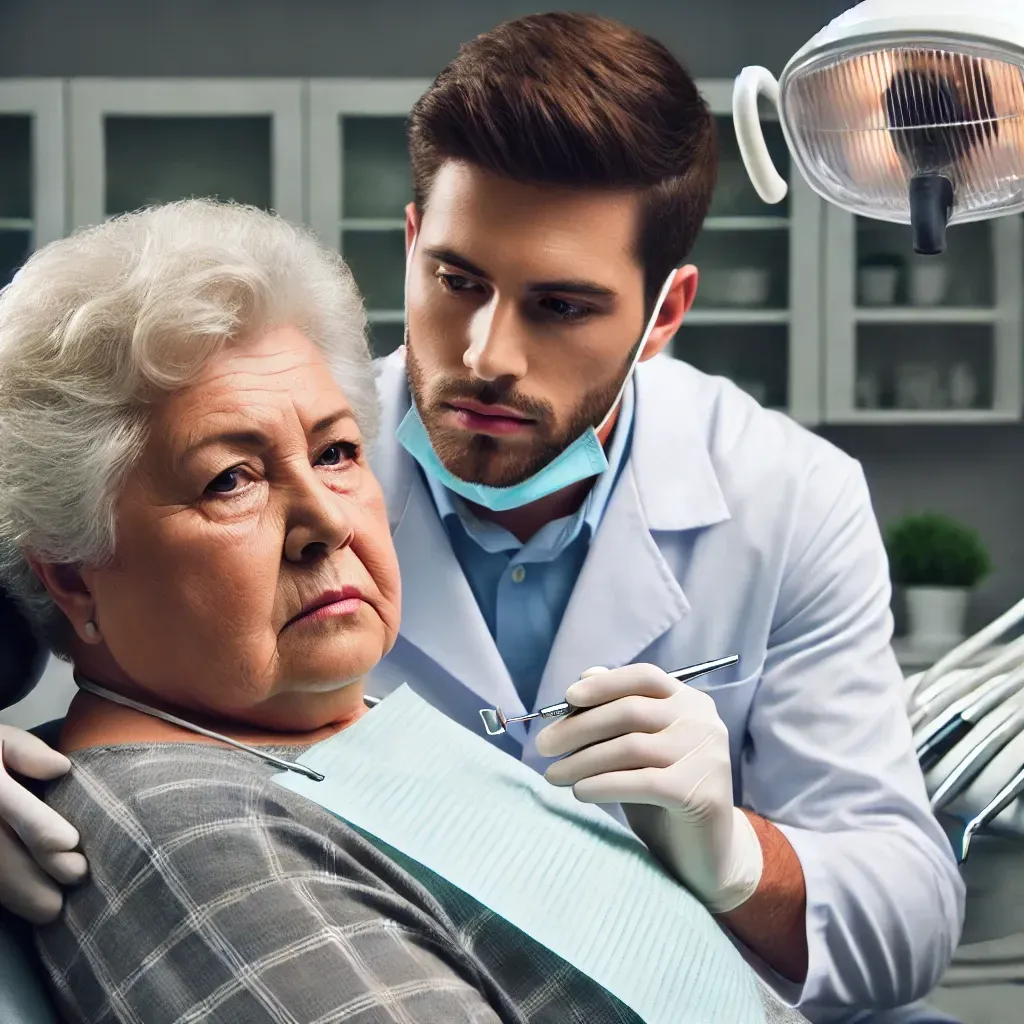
[424,246,616,298]
[181,409,357,459]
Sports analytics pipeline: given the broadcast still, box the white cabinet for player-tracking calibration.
[68,80,304,229]
[823,206,1024,423]
[4,73,1023,431]
[0,80,65,284]
[308,79,431,357]
[675,81,824,424]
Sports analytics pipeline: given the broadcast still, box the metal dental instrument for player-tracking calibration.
[958,761,1024,864]
[915,665,1024,773]
[910,596,1024,707]
[478,655,740,737]
[930,699,1024,813]
[909,634,1024,730]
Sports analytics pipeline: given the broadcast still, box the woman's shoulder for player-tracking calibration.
[49,741,347,860]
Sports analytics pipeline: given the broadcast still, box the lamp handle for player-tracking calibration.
[733,66,789,205]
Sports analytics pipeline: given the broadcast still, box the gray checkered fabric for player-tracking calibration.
[35,741,806,1023]
[35,742,650,1024]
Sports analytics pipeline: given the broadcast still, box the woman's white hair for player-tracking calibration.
[0,198,378,653]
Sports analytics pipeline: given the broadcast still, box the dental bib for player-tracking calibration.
[273,685,770,1024]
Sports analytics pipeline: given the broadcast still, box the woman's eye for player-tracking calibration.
[205,468,245,495]
[316,441,360,467]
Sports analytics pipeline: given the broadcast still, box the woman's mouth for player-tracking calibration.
[289,587,365,626]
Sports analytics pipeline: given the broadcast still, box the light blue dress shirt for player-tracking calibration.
[422,381,636,712]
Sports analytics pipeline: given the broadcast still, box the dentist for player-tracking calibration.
[0,12,962,1022]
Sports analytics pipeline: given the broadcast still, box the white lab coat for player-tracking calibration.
[365,349,964,1022]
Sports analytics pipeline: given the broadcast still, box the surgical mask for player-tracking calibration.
[396,231,677,512]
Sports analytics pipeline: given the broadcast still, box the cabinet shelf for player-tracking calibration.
[856,307,997,324]
[0,218,32,231]
[341,218,406,231]
[685,309,790,326]
[702,216,790,231]
[825,209,1023,422]
[367,309,405,324]
[829,409,1020,425]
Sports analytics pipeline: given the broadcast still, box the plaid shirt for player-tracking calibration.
[35,741,652,1024]
[36,741,803,1024]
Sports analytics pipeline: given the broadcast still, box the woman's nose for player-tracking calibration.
[283,474,355,565]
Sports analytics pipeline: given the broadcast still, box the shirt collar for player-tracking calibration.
[424,378,636,555]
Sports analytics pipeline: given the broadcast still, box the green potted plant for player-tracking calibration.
[885,512,991,648]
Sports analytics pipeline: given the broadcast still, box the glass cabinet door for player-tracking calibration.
[824,206,1024,422]
[309,81,430,358]
[69,81,304,230]
[672,82,823,424]
[0,81,65,285]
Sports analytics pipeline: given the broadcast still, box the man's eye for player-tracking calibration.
[438,272,481,293]
[541,297,590,322]
[316,441,360,467]
[205,468,243,494]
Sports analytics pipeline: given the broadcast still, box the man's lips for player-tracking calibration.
[444,400,536,435]
[446,399,534,422]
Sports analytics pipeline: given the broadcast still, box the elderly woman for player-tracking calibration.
[0,200,799,1024]
[0,200,639,1024]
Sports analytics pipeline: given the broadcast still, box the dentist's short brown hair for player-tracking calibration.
[407,11,718,310]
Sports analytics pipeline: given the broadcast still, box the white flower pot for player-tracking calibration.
[904,586,970,647]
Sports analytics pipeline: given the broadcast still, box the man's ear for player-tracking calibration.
[640,265,699,361]
[405,202,421,253]
[27,559,103,645]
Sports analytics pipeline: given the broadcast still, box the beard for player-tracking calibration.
[405,329,639,488]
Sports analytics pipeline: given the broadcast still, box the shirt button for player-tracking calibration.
[511,565,527,584]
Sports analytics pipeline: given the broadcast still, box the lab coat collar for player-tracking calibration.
[374,350,732,536]
[372,349,732,718]
[630,353,732,533]
[527,355,732,717]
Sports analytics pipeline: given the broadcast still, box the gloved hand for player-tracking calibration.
[535,663,763,914]
[0,725,87,924]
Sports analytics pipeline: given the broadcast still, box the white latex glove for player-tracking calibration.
[0,725,87,924]
[536,664,763,914]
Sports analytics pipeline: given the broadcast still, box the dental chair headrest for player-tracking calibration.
[0,591,48,711]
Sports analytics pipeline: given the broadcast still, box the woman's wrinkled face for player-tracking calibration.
[74,327,400,731]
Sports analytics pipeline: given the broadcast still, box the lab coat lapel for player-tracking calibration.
[532,355,731,713]
[374,351,524,717]
[532,461,689,711]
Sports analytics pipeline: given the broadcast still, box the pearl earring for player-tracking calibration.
[84,620,99,640]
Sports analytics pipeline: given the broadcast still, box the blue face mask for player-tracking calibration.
[397,233,678,512]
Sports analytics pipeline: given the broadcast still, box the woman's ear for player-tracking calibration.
[27,559,103,644]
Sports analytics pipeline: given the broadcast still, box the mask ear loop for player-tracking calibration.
[404,231,418,330]
[594,268,678,434]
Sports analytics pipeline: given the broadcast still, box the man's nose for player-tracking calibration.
[463,298,527,381]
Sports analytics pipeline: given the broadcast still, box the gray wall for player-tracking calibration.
[0,0,850,79]
[2,0,1022,633]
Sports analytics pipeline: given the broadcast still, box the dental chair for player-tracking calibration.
[0,591,62,1024]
